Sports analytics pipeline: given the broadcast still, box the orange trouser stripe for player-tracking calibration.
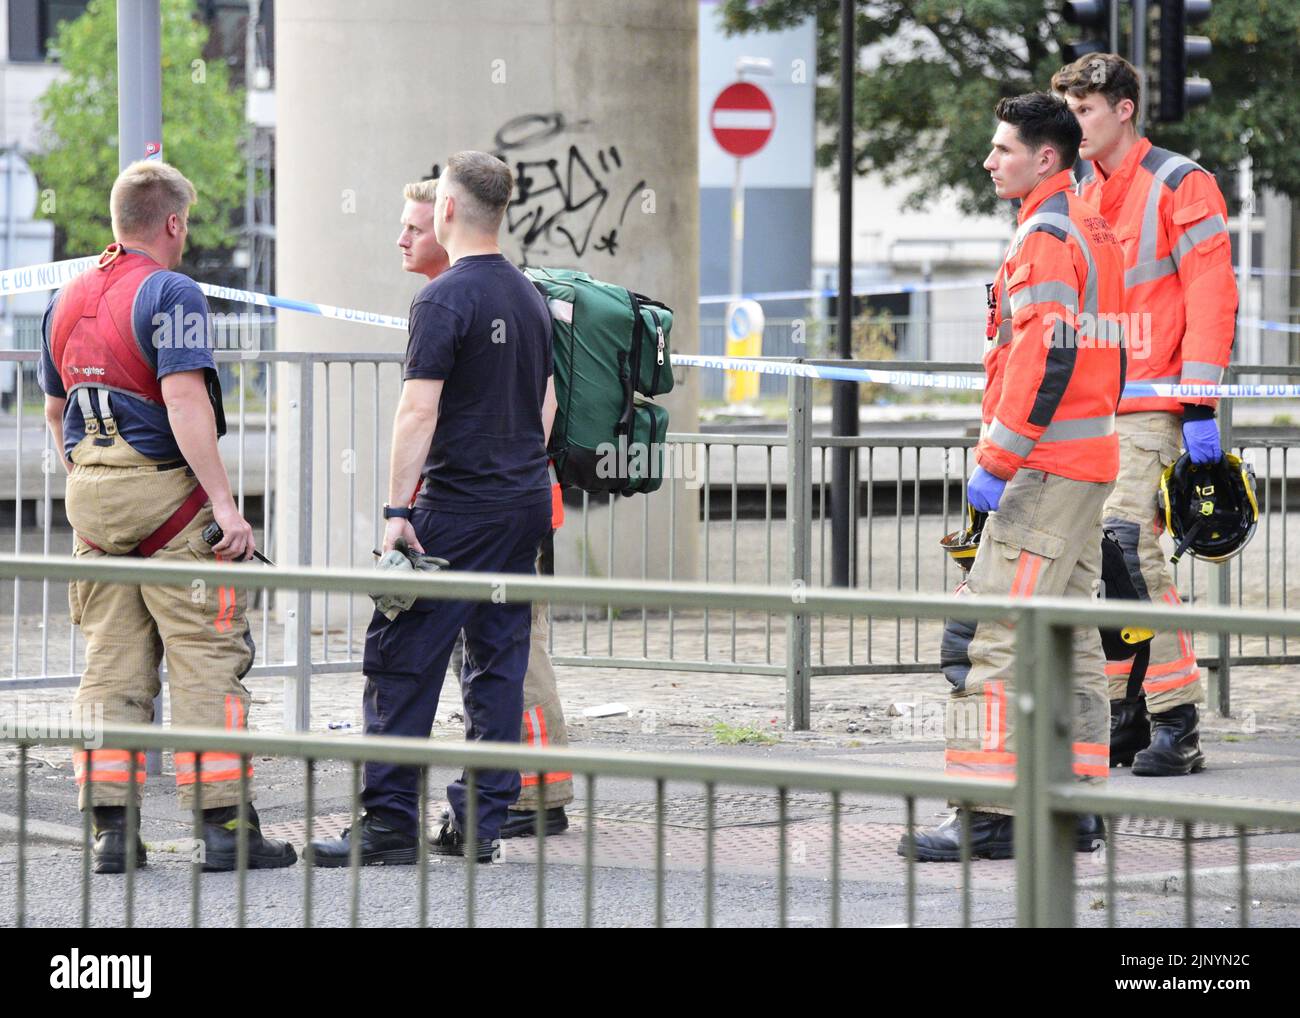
[521,708,573,785]
[1144,666,1201,694]
[174,750,251,785]
[73,749,147,785]
[1072,741,1109,777]
[1010,551,1044,598]
[982,680,1007,752]
[521,772,574,787]
[944,748,1017,780]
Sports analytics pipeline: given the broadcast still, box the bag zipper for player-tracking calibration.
[648,308,665,393]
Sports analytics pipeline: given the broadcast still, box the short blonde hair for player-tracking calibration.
[403,178,438,205]
[110,160,197,239]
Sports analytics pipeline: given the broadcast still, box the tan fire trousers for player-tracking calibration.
[945,469,1112,814]
[65,431,255,811]
[513,597,574,810]
[1101,412,1202,712]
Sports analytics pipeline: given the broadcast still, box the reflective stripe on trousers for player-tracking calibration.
[73,748,146,786]
[521,706,573,787]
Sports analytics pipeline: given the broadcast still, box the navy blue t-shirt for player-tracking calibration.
[406,254,552,512]
[38,264,217,463]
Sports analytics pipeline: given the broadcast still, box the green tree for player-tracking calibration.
[718,0,1300,216]
[29,0,244,263]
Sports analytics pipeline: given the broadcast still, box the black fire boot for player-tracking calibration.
[90,805,148,874]
[309,811,417,868]
[898,811,1107,861]
[428,819,497,863]
[1076,814,1107,853]
[201,804,298,871]
[1131,704,1207,776]
[500,806,570,840]
[1110,696,1151,767]
[896,810,1015,862]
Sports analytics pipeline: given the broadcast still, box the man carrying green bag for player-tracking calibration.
[526,268,674,495]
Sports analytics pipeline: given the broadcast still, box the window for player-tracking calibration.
[7,0,91,63]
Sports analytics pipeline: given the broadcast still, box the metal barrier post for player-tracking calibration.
[785,370,812,730]
[285,359,313,730]
[1207,369,1234,716]
[1014,606,1076,927]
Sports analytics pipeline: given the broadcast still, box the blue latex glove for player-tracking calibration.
[1182,418,1222,465]
[968,465,1008,513]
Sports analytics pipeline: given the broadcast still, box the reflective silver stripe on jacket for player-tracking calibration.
[987,413,1115,457]
[987,416,1035,458]
[1008,280,1078,316]
[1039,414,1115,443]
[1011,212,1098,319]
[1122,373,1181,388]
[1179,361,1225,384]
[1127,154,1200,288]
[1172,214,1228,268]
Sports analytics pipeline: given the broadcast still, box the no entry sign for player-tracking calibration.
[710,82,775,158]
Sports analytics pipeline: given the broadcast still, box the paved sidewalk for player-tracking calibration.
[3,605,1298,927]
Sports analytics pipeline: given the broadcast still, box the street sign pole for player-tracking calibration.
[116,0,165,776]
[711,76,774,414]
[117,0,163,170]
[730,154,744,301]
[832,0,858,587]
[1131,0,1148,130]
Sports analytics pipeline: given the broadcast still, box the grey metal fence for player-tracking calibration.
[3,555,1299,928]
[2,347,1296,730]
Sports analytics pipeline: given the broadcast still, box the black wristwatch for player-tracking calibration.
[382,504,413,520]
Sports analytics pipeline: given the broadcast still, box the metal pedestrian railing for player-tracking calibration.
[2,554,1298,928]
[1,347,1297,730]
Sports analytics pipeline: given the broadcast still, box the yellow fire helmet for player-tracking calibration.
[1157,451,1259,565]
[939,506,987,572]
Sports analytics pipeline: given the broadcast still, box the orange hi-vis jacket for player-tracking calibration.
[1077,137,1237,414]
[977,170,1126,484]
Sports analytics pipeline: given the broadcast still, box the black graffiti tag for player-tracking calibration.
[422,112,648,263]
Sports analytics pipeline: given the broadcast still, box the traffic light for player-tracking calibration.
[1061,0,1114,62]
[1155,0,1213,122]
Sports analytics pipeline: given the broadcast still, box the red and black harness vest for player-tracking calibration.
[49,243,225,556]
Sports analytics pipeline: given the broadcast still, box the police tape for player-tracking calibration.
[0,256,99,296]
[1239,317,1300,335]
[698,278,992,305]
[195,281,409,331]
[672,354,1300,400]
[671,354,985,390]
[0,255,410,331]
[7,256,1300,397]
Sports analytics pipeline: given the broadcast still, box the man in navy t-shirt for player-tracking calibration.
[312,151,556,867]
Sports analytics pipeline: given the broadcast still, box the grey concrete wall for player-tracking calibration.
[275,0,700,619]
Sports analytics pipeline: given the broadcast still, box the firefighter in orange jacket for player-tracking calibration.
[1054,54,1236,777]
[902,93,1123,861]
